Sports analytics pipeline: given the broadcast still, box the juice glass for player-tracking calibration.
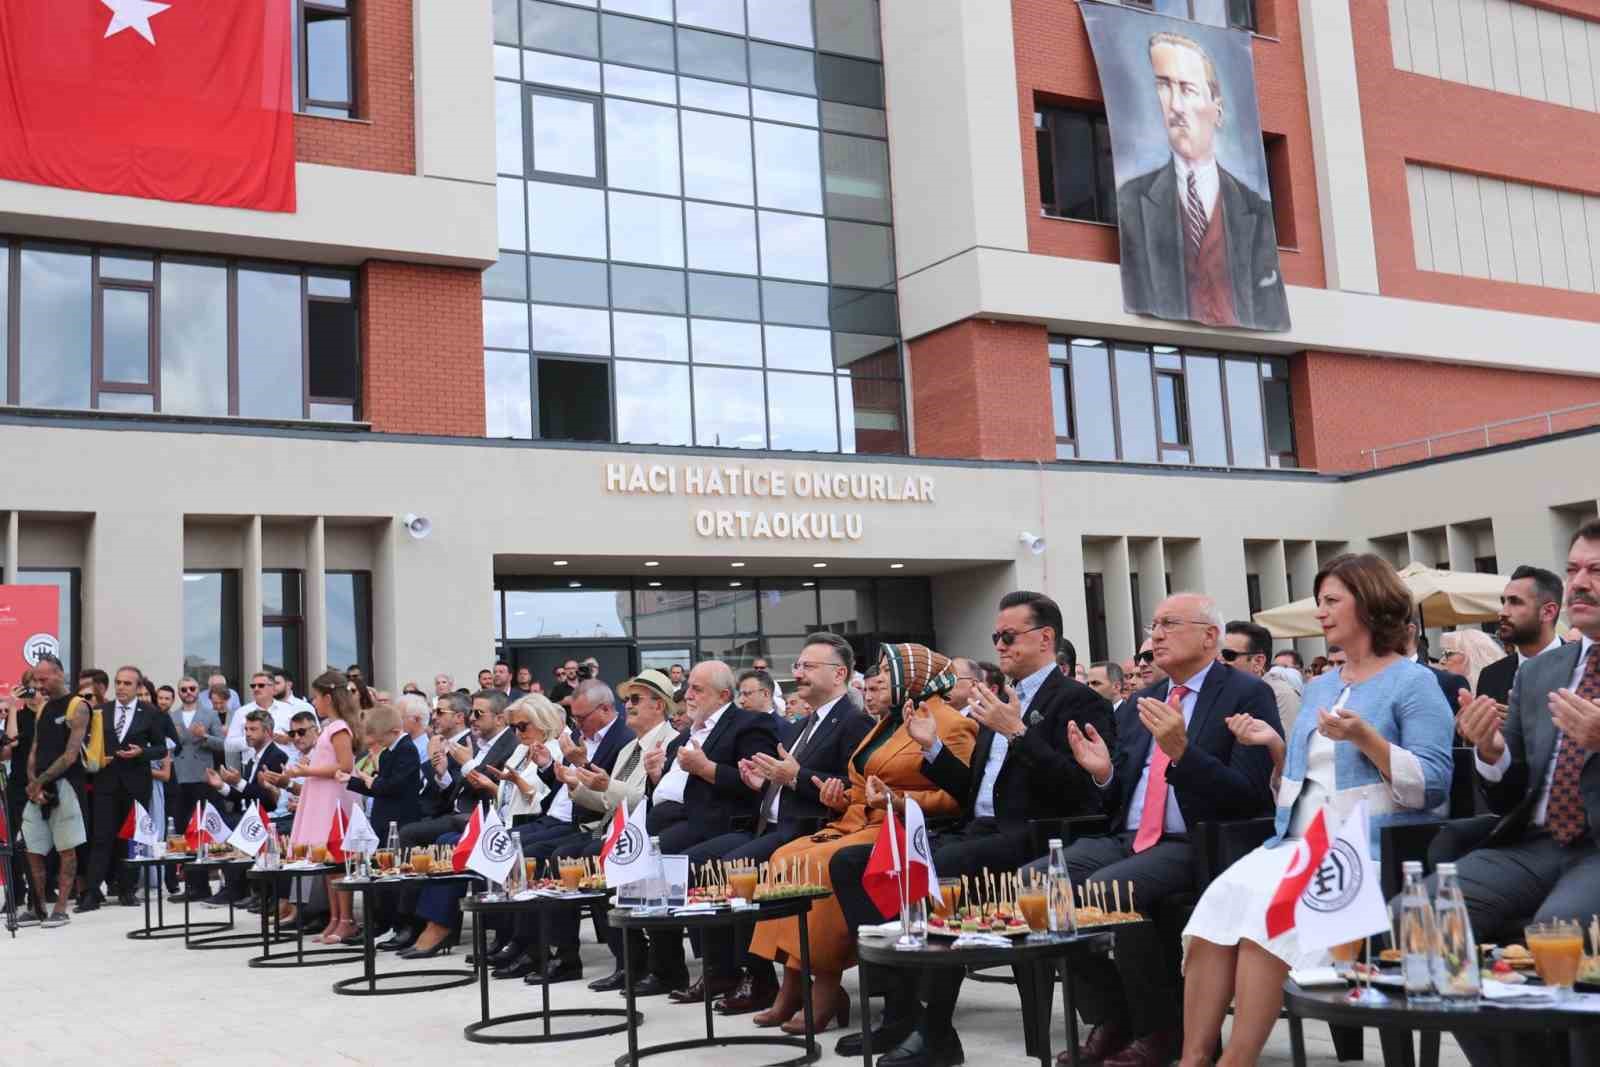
[1018,893,1049,932]
[411,851,434,875]
[309,844,328,864]
[1526,921,1583,997]
[728,869,759,901]
[1329,939,1364,966]
[559,861,586,890]
[375,849,395,872]
[934,878,961,920]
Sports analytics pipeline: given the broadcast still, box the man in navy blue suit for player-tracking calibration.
[1053,593,1281,1067]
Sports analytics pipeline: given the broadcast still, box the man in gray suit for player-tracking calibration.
[168,676,225,899]
[1447,520,1600,1066]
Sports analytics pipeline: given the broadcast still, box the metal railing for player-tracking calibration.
[1359,400,1600,470]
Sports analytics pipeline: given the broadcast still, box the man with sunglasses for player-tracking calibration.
[838,592,1113,1067]
[224,671,294,762]
[1054,594,1280,1067]
[1223,620,1301,737]
[166,675,225,901]
[1134,638,1166,691]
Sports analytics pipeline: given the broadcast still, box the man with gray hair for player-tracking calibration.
[395,693,431,787]
[1054,593,1280,1067]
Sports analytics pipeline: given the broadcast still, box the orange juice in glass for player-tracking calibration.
[1526,921,1583,996]
[934,878,961,920]
[411,851,434,876]
[728,869,759,901]
[375,849,395,872]
[309,844,328,864]
[1329,939,1364,965]
[1018,893,1048,932]
[559,861,586,890]
[292,842,309,862]
[524,859,539,885]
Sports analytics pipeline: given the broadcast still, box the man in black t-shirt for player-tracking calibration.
[22,654,89,928]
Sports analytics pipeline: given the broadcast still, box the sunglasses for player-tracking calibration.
[991,625,1045,647]
[250,682,271,689]
[1218,649,1241,662]
[288,728,310,738]
[1135,651,1155,665]
[511,721,535,732]
[179,687,198,693]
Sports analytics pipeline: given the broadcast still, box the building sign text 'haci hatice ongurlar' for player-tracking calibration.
[603,463,936,542]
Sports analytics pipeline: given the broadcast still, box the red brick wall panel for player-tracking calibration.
[1295,350,1600,472]
[1352,0,1600,322]
[294,0,414,175]
[910,319,1052,461]
[1012,0,1326,289]
[361,262,484,436]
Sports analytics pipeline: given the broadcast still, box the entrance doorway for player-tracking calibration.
[501,640,636,695]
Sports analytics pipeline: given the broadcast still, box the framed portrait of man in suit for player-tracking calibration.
[1079,1,1290,332]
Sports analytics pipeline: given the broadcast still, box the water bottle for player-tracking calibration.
[258,825,280,871]
[1045,838,1076,936]
[642,835,668,912]
[165,817,176,845]
[1430,863,1481,1004]
[386,822,400,854]
[1398,860,1439,1002]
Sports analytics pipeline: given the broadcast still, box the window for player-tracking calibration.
[4,241,359,421]
[263,570,305,689]
[326,570,373,680]
[16,568,80,680]
[297,0,355,118]
[1115,0,1255,30]
[183,570,241,688]
[490,0,904,455]
[1035,106,1116,224]
[1084,573,1109,664]
[1048,336,1296,468]
[1246,573,1263,616]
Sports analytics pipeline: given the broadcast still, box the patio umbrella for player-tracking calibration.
[1251,561,1509,638]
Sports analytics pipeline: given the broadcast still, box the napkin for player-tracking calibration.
[1480,980,1554,1001]
[951,934,1014,949]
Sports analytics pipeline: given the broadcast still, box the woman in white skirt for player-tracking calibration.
[1177,554,1455,1067]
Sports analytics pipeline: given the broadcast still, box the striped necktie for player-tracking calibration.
[1185,169,1206,255]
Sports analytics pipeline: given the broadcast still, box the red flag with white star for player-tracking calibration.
[0,0,296,211]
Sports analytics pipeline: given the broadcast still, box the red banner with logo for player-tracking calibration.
[0,585,59,689]
[0,0,296,212]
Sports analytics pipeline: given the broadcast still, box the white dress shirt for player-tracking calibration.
[434,728,475,790]
[765,695,842,824]
[1121,662,1213,835]
[1519,636,1565,665]
[112,701,136,743]
[546,717,616,823]
[181,709,197,731]
[655,706,727,806]
[225,741,291,818]
[226,699,295,759]
[1173,153,1219,220]
[1477,635,1594,828]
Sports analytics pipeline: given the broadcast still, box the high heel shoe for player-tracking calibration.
[319,919,357,945]
[781,990,850,1035]
[398,940,454,960]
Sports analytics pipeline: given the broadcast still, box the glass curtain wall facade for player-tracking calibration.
[494,573,933,673]
[487,0,906,454]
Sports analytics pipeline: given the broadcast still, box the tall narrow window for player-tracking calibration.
[1035,105,1117,224]
[299,0,355,118]
[263,570,305,689]
[183,570,241,688]
[326,570,373,679]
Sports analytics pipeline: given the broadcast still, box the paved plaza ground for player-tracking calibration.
[5,896,1469,1067]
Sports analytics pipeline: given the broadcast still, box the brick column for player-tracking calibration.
[361,261,485,437]
[907,319,1053,461]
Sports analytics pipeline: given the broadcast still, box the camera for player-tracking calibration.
[575,663,594,682]
[19,686,35,699]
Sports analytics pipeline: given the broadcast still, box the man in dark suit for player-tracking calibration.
[491,660,527,704]
[629,660,780,994]
[1477,565,1564,706]
[1086,660,1127,717]
[418,691,475,820]
[1445,523,1600,1067]
[1052,594,1280,1067]
[1409,624,1470,717]
[680,634,874,1012]
[191,708,289,906]
[80,666,169,910]
[833,591,1117,1067]
[1115,31,1288,332]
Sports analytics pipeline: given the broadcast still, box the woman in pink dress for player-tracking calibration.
[282,670,359,943]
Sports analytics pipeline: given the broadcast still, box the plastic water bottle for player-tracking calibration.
[1045,838,1076,936]
[1398,860,1439,1002]
[1430,863,1480,1004]
[642,835,668,912]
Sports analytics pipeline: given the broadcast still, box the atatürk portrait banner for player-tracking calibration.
[1079,1,1289,332]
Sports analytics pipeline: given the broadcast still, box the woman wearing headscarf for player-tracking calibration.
[747,643,977,1034]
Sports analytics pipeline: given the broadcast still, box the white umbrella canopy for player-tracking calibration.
[1252,561,1510,639]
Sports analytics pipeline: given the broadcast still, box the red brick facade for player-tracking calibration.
[909,319,1053,461]
[295,0,415,175]
[361,262,485,437]
[1293,351,1600,472]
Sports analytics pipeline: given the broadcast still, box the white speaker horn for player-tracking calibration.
[402,513,432,541]
[1018,531,1047,555]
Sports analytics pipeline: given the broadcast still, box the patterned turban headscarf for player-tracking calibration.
[880,643,957,709]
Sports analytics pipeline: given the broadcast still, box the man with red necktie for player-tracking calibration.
[1055,593,1280,1067]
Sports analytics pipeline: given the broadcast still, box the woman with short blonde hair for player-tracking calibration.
[1439,628,1505,695]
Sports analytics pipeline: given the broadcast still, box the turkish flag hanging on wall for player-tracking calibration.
[0,0,296,212]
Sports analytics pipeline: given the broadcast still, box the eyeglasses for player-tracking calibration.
[1145,617,1214,635]
[249,682,271,689]
[288,728,309,738]
[178,686,198,693]
[991,626,1045,647]
[792,660,843,673]
[1135,651,1155,665]
[511,721,535,732]
[1218,649,1242,662]
[954,675,982,684]
[623,694,645,706]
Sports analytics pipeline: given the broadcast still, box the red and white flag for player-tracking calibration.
[344,803,380,856]
[1271,801,1390,952]
[602,799,657,888]
[326,804,346,863]
[1266,807,1331,938]
[452,806,485,873]
[457,804,519,884]
[199,801,231,846]
[862,802,904,918]
[185,805,202,851]
[0,0,296,211]
[227,802,271,858]
[118,799,158,845]
[902,796,938,905]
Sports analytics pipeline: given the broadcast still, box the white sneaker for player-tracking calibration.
[41,912,70,929]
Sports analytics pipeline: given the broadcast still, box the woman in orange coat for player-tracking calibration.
[749,643,977,1034]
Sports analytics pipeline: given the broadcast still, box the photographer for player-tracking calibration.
[21,654,89,928]
[5,673,48,919]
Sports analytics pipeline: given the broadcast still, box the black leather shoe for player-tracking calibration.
[523,959,583,985]
[378,927,419,952]
[836,1017,919,1059]
[626,974,680,997]
[74,890,103,914]
[488,939,524,966]
[493,950,542,980]
[877,1029,965,1067]
[588,969,627,992]
[118,891,141,908]
[397,941,454,960]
